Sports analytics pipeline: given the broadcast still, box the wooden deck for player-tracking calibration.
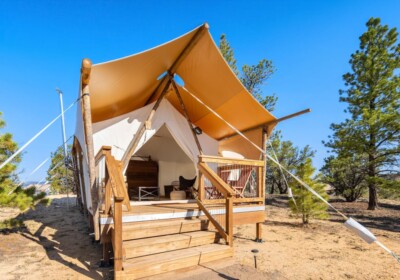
[100,202,265,225]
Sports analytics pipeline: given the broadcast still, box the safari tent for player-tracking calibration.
[72,23,278,279]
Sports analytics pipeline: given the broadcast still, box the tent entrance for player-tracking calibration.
[126,124,197,201]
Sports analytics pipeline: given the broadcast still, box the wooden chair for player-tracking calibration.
[218,166,256,198]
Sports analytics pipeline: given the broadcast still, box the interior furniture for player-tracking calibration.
[164,185,174,199]
[170,190,186,200]
[126,159,158,200]
[137,186,159,201]
[179,176,197,199]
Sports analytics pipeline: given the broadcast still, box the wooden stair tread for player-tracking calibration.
[123,218,201,230]
[124,243,232,267]
[122,218,208,240]
[124,230,217,247]
[123,231,219,259]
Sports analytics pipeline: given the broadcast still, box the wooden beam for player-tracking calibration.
[171,80,203,154]
[145,23,209,105]
[199,155,264,166]
[218,108,311,141]
[202,197,264,204]
[276,108,311,123]
[80,58,100,240]
[121,76,173,169]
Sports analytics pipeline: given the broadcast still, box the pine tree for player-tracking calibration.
[0,112,48,211]
[321,155,367,202]
[289,158,329,224]
[266,131,315,194]
[46,145,74,194]
[324,18,400,210]
[219,34,278,112]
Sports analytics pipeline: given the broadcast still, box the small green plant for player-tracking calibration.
[0,218,25,230]
[289,158,329,224]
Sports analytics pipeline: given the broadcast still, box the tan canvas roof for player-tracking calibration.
[88,24,276,140]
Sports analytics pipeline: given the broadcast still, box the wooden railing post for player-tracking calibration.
[198,171,204,200]
[113,200,123,273]
[226,196,233,246]
[258,166,263,200]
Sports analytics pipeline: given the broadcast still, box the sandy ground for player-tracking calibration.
[0,195,399,279]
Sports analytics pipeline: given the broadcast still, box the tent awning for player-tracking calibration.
[88,24,276,140]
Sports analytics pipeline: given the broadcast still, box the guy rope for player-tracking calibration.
[182,83,400,264]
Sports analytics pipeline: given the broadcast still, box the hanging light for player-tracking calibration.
[193,126,202,135]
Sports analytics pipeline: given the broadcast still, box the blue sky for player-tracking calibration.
[1,0,399,181]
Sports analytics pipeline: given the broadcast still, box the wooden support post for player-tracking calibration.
[226,196,233,246]
[255,129,267,243]
[121,76,173,169]
[80,58,99,239]
[256,223,262,242]
[104,179,111,214]
[113,201,123,272]
[171,80,203,154]
[261,129,267,201]
[198,171,204,200]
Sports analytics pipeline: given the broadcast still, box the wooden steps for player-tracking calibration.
[118,217,232,279]
[123,231,219,259]
[122,218,208,240]
[123,243,233,279]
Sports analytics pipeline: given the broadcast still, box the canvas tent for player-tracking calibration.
[74,23,277,214]
[91,99,219,196]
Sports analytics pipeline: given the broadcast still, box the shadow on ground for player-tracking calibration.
[7,197,112,279]
[266,194,400,233]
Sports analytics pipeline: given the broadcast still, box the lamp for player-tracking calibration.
[251,249,259,269]
[193,126,202,135]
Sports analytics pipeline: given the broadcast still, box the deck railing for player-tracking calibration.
[197,155,265,246]
[198,155,265,204]
[95,146,130,277]
[197,160,235,246]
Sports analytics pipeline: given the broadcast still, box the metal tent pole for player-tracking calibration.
[56,88,70,208]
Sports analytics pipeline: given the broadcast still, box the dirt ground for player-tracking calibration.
[0,195,399,280]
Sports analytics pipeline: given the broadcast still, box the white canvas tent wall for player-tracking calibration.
[74,23,277,214]
[91,99,219,197]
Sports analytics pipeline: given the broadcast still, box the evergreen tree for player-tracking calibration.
[321,155,367,202]
[0,112,48,211]
[266,131,315,194]
[46,145,74,194]
[219,34,278,112]
[324,18,400,210]
[289,158,329,224]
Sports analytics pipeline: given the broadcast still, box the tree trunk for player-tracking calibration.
[367,99,378,210]
[368,185,378,210]
[269,183,275,194]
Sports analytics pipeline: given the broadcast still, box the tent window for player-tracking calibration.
[157,71,168,80]
[174,74,185,86]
